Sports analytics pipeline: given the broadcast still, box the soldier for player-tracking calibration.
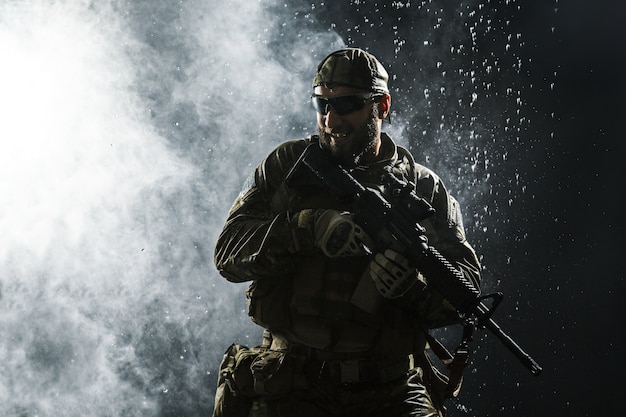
[213,48,481,417]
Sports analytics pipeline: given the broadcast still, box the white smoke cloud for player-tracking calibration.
[0,0,343,415]
[0,1,193,414]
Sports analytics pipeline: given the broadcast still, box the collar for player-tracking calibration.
[352,132,398,171]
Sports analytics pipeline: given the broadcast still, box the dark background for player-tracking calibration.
[288,1,625,416]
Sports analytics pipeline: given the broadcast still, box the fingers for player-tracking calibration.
[353,224,374,253]
[370,249,416,299]
[372,250,409,278]
[314,210,373,258]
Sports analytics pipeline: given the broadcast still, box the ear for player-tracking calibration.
[378,94,391,119]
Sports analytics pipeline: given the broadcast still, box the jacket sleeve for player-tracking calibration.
[214,140,313,283]
[416,167,481,291]
[408,165,482,328]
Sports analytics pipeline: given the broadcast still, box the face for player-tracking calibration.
[313,85,388,167]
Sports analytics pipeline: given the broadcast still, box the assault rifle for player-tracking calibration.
[285,142,542,376]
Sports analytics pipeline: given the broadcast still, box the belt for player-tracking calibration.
[310,356,409,385]
[266,332,409,385]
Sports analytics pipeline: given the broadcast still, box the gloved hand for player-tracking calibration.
[370,249,417,298]
[313,209,373,258]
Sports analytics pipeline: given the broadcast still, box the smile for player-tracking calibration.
[329,131,350,141]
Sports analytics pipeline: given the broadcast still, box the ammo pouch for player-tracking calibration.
[213,342,304,417]
[250,348,302,398]
[246,278,292,331]
[213,344,255,417]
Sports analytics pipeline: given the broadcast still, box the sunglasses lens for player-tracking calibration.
[330,96,366,115]
[312,96,330,115]
[311,95,370,116]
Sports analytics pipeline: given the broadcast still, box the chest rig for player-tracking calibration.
[247,135,421,352]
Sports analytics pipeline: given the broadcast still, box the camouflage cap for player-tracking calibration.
[312,48,389,94]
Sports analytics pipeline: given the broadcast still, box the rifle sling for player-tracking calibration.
[425,329,471,399]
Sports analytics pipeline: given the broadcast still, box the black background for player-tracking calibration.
[291,1,625,416]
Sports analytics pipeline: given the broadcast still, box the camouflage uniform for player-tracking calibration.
[214,133,481,417]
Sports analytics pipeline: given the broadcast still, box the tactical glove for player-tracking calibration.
[313,209,373,258]
[370,249,417,298]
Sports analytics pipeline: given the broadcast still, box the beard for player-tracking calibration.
[318,108,380,168]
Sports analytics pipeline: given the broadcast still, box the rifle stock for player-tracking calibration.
[286,143,542,376]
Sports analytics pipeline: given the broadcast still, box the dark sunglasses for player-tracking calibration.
[311,93,382,116]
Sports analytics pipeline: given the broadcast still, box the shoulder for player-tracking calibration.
[257,137,312,189]
[267,138,311,165]
[413,162,443,202]
[393,142,443,202]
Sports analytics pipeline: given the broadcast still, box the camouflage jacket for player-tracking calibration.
[214,133,481,357]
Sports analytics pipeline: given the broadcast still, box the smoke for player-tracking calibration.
[0,0,549,415]
[0,0,342,415]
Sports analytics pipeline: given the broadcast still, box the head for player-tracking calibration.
[312,48,391,167]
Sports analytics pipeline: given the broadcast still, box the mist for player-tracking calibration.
[0,0,603,416]
[0,0,313,414]
[0,0,353,414]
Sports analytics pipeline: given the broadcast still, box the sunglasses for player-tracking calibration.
[311,93,382,116]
